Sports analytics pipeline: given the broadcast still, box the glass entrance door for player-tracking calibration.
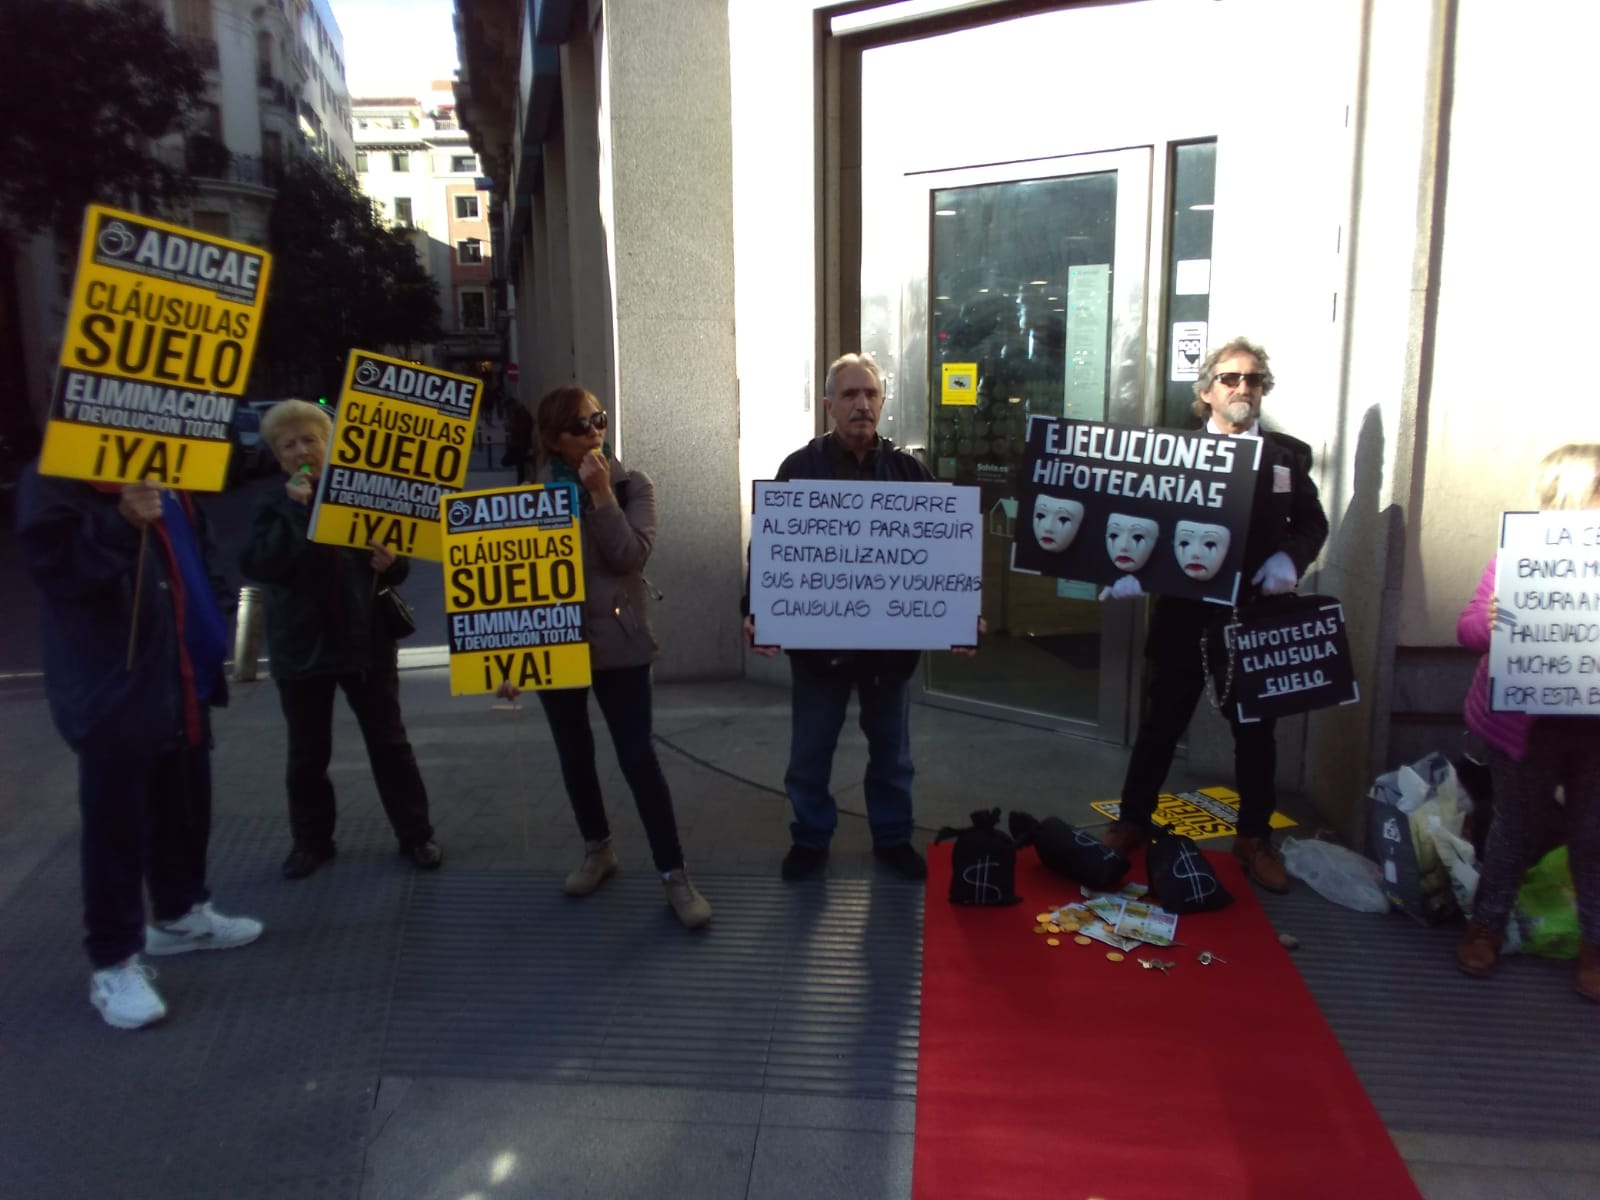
[874,152,1152,736]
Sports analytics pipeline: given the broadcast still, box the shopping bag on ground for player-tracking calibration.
[1366,750,1472,924]
[1281,837,1389,913]
[1508,847,1579,960]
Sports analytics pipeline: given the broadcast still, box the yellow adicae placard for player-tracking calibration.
[941,362,978,406]
[440,484,592,695]
[38,204,273,492]
[308,349,483,561]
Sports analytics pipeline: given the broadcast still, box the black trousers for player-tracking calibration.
[1120,599,1278,839]
[275,667,434,851]
[537,664,685,872]
[79,737,212,968]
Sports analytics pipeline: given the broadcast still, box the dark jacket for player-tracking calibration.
[536,456,659,672]
[16,466,229,753]
[238,487,412,680]
[1147,427,1330,664]
[769,433,934,684]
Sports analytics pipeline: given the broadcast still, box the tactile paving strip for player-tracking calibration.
[1259,886,1600,1140]
[0,817,405,1200]
[383,872,925,1097]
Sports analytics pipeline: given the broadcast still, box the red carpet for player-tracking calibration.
[913,844,1420,1200]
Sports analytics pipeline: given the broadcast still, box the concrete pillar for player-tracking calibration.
[597,0,742,680]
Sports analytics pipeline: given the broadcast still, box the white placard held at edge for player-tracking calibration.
[1489,509,1600,715]
[750,480,983,650]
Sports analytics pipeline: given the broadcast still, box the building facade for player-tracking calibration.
[453,0,1600,837]
[11,0,355,432]
[353,92,498,375]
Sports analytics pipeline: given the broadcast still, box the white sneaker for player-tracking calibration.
[90,957,167,1030]
[145,901,264,956]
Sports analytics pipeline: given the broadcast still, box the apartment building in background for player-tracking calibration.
[9,0,356,432]
[353,89,498,376]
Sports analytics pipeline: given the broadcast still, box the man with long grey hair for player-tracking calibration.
[1100,337,1329,892]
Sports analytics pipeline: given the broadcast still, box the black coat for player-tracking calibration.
[239,487,412,680]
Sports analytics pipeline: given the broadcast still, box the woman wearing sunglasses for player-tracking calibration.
[500,385,711,929]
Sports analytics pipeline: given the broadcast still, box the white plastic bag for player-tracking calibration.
[1282,837,1390,913]
[1425,813,1479,912]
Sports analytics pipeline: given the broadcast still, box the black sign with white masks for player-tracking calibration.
[1011,416,1261,605]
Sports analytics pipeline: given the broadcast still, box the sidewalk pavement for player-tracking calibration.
[2,464,1596,1197]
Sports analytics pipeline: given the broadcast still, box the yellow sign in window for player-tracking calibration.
[940,362,978,406]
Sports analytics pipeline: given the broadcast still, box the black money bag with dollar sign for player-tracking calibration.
[1146,824,1234,914]
[934,808,1022,907]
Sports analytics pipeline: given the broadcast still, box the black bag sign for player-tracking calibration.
[1209,595,1358,723]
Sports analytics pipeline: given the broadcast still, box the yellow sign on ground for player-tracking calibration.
[441,484,591,695]
[309,350,483,561]
[39,205,272,491]
[941,361,978,406]
[1090,787,1298,842]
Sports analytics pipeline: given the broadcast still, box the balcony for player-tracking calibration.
[259,74,296,112]
[182,136,283,190]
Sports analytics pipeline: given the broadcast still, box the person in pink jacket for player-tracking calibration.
[1456,443,1600,1002]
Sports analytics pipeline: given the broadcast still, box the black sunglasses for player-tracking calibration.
[1213,372,1265,389]
[561,411,608,437]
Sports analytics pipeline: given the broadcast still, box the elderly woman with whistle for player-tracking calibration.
[497,385,711,930]
[240,399,442,880]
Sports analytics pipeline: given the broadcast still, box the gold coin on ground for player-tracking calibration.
[1035,913,1051,923]
[1046,938,1061,947]
[1061,920,1081,932]
[1105,952,1126,963]
[1073,935,1092,946]
[1033,924,1049,934]
[1046,923,1062,933]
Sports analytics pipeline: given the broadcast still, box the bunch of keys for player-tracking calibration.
[1196,951,1228,966]
[1138,958,1174,976]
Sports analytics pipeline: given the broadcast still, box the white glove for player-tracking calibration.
[1251,551,1299,596]
[1097,575,1145,602]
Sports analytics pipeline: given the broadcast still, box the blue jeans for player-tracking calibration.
[784,659,915,850]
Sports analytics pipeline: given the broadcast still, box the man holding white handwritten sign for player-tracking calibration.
[1100,339,1328,893]
[744,353,981,883]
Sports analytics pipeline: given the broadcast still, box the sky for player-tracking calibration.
[331,0,461,99]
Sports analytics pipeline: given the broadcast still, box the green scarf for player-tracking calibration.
[548,442,614,513]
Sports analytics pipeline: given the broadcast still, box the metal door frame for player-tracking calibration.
[863,148,1163,739]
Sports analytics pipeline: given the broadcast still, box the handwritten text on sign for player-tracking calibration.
[749,480,982,650]
[1491,510,1600,715]
[441,484,591,695]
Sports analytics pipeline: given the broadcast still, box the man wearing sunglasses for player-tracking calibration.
[1100,338,1329,892]
[744,353,970,884]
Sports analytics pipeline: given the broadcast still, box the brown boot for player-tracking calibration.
[662,868,712,930]
[1577,943,1600,1003]
[1456,919,1502,978]
[1232,835,1290,893]
[564,839,618,896]
[1102,820,1150,856]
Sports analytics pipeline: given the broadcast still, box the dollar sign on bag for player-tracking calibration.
[1171,846,1216,905]
[961,856,1003,904]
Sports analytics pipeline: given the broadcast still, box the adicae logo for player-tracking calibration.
[98,221,136,258]
[355,360,381,386]
[448,499,473,527]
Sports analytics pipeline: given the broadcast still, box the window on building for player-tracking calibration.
[455,195,480,220]
[355,150,368,172]
[451,154,477,173]
[394,198,413,228]
[391,150,409,171]
[191,212,230,237]
[263,131,283,162]
[456,239,483,265]
[459,290,487,330]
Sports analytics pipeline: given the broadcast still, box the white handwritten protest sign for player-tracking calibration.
[1490,510,1600,715]
[750,480,981,650]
